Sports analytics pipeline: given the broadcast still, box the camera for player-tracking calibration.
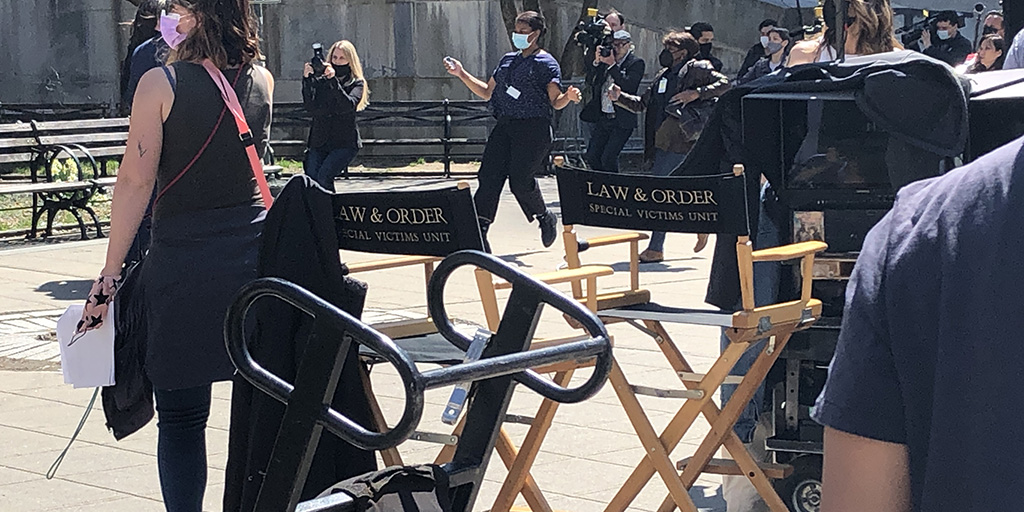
[311,43,327,76]
[573,8,614,56]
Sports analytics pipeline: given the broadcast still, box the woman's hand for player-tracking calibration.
[303,62,314,78]
[670,90,700,105]
[565,85,582,104]
[444,57,465,77]
[323,64,336,79]
[607,84,622,101]
[76,274,121,333]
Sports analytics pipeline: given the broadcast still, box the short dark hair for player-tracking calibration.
[769,27,791,43]
[516,11,546,35]
[606,9,625,26]
[935,10,961,26]
[759,18,778,30]
[663,31,700,60]
[689,22,714,39]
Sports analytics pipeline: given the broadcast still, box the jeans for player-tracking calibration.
[155,385,212,512]
[719,185,781,443]
[304,146,359,192]
[645,149,689,253]
[584,118,633,173]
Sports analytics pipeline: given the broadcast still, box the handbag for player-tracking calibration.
[664,98,717,143]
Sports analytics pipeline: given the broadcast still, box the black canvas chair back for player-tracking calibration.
[224,251,613,512]
[332,182,484,257]
[556,163,752,237]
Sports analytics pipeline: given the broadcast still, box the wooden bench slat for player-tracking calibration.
[0,137,39,149]
[0,124,34,134]
[0,153,36,164]
[0,181,96,194]
[38,133,129,145]
[33,118,130,130]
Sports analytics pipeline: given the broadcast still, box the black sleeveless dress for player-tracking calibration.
[142,61,272,390]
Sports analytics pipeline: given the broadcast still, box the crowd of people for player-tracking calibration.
[93,0,1024,511]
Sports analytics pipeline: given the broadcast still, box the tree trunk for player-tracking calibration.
[500,0,518,36]
[559,0,599,80]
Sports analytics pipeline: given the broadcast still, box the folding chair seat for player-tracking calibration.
[327,180,613,511]
[553,162,827,512]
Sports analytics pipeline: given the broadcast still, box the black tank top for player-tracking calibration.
[155,61,272,219]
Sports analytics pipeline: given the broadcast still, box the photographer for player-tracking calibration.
[302,40,369,191]
[609,31,729,263]
[580,30,645,173]
[920,11,972,66]
[578,10,625,146]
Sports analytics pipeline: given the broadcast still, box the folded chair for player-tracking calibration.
[554,163,827,512]
[327,180,612,511]
[223,251,614,511]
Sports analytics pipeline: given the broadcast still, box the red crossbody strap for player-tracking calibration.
[201,59,274,209]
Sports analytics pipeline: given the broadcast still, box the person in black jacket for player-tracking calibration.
[736,27,790,85]
[302,40,369,191]
[736,18,777,80]
[689,22,724,72]
[581,30,645,173]
[920,11,973,66]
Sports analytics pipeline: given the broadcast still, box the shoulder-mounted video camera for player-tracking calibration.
[573,8,614,57]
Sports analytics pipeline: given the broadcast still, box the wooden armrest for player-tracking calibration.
[583,233,649,248]
[492,265,614,290]
[751,241,828,262]
[346,255,441,273]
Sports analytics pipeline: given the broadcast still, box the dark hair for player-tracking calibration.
[970,33,1006,72]
[759,18,778,30]
[935,10,960,27]
[769,27,791,43]
[516,11,546,35]
[689,22,714,39]
[120,0,167,111]
[606,10,625,27]
[663,31,700,60]
[170,0,262,68]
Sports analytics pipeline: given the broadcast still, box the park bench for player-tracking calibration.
[268,100,493,177]
[0,118,281,239]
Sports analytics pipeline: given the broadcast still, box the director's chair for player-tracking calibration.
[553,162,827,512]
[325,178,612,512]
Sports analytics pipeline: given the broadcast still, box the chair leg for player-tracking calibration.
[490,369,574,512]
[654,331,796,512]
[604,337,751,512]
[493,428,553,512]
[605,360,699,512]
[69,207,88,240]
[359,365,404,467]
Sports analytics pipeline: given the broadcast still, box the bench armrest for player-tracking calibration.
[751,241,828,262]
[492,265,614,291]
[346,255,442,274]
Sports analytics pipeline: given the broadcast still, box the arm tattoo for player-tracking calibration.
[137,141,148,158]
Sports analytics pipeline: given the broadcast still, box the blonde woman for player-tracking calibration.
[302,39,369,190]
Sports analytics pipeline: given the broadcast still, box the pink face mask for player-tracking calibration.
[159,11,188,49]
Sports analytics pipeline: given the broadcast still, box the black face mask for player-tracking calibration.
[699,42,713,57]
[336,64,352,77]
[983,25,999,36]
[659,48,675,68]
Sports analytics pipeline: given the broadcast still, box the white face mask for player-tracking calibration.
[760,35,770,47]
[937,29,951,40]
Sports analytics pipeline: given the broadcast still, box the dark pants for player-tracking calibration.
[584,117,633,173]
[155,384,212,512]
[305,146,359,192]
[473,117,551,222]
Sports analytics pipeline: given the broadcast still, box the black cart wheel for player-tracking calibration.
[774,454,822,512]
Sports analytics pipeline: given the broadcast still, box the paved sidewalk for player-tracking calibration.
[0,176,729,511]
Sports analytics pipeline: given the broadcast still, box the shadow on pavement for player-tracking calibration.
[691,483,727,511]
[36,279,93,301]
[613,260,698,273]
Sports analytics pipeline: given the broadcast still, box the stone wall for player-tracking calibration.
[0,0,811,105]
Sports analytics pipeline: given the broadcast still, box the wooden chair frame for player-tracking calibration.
[343,181,613,512]
[555,163,827,512]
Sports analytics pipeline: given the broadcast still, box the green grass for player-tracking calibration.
[0,158,115,233]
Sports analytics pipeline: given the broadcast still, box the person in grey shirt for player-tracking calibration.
[1003,29,1024,69]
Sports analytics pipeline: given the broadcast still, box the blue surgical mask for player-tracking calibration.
[937,29,951,40]
[512,32,532,50]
